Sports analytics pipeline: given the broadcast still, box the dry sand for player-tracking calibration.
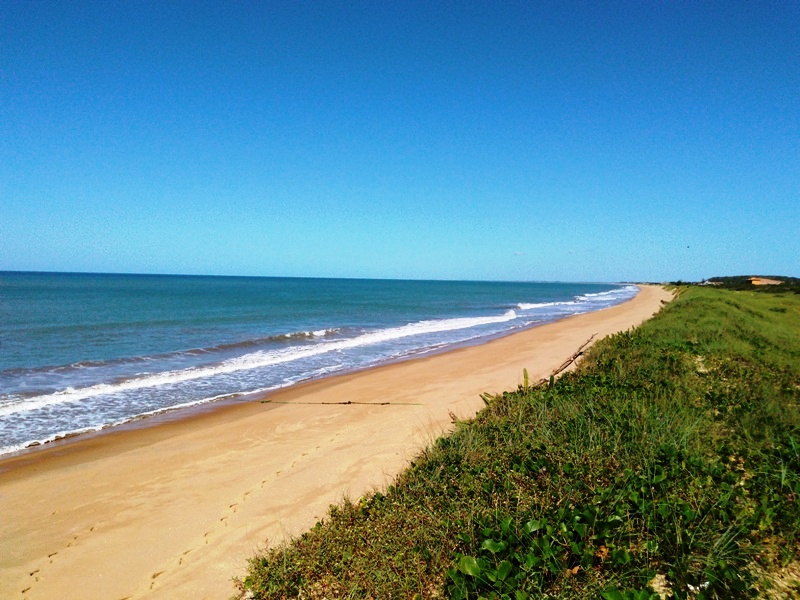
[0,285,672,599]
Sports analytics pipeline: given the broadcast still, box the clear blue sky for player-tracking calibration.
[2,1,798,282]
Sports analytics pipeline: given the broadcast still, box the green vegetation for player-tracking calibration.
[693,275,800,294]
[236,287,800,599]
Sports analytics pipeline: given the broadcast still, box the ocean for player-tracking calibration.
[0,272,638,456]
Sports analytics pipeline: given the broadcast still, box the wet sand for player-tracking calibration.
[0,285,672,599]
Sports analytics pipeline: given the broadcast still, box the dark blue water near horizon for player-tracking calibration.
[0,271,638,455]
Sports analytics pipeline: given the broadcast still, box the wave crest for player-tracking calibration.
[0,310,519,418]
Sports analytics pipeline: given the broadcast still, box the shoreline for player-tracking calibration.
[1,285,636,460]
[0,287,633,463]
[0,285,672,600]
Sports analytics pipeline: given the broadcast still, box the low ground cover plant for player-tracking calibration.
[237,286,800,599]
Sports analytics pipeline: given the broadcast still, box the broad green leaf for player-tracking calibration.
[500,516,513,535]
[523,519,542,534]
[496,559,513,581]
[457,555,482,577]
[482,539,507,554]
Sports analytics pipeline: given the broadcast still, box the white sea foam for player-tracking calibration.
[517,300,575,310]
[0,310,518,418]
[0,388,277,457]
[312,328,339,337]
[518,285,637,310]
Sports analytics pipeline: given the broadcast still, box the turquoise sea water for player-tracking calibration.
[0,272,638,455]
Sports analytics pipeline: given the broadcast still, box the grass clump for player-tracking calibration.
[236,287,800,599]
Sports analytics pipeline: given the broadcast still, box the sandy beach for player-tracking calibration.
[0,285,672,600]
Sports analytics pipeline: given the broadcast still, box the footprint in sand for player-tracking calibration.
[149,571,163,590]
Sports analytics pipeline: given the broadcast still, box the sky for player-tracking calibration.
[1,1,798,283]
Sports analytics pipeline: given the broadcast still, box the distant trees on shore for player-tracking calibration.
[672,275,800,294]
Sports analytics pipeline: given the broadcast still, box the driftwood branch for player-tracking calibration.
[550,333,597,379]
[528,333,598,389]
